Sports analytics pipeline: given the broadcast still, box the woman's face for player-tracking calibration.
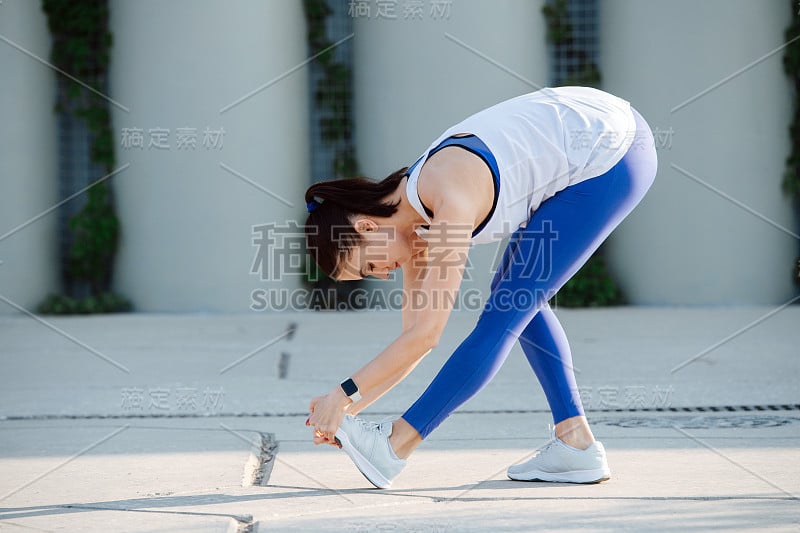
[335,217,424,280]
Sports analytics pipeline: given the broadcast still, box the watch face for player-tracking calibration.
[341,378,359,397]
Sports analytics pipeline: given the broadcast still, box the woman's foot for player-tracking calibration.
[507,430,611,483]
[335,414,407,489]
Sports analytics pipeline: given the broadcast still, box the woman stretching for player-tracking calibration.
[304,86,657,488]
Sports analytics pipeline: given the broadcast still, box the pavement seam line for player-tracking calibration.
[59,504,253,524]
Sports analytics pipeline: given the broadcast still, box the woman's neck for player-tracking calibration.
[393,176,429,234]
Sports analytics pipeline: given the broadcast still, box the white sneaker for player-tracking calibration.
[334,414,407,489]
[507,431,611,483]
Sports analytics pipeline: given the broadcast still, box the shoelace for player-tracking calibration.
[534,438,558,457]
[531,427,559,457]
[352,416,382,432]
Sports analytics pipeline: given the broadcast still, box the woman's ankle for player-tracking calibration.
[554,416,595,451]
[389,418,422,460]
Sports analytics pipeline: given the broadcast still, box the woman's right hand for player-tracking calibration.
[306,389,349,449]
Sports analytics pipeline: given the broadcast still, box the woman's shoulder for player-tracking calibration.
[416,146,493,222]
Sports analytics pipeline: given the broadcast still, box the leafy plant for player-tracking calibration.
[67,184,119,294]
[303,0,359,178]
[542,0,601,87]
[550,248,624,308]
[542,0,573,46]
[40,0,131,312]
[542,0,619,305]
[37,292,133,315]
[783,0,800,201]
[782,0,800,286]
[301,0,365,309]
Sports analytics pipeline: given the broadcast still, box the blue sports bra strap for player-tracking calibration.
[406,155,424,177]
[406,133,501,238]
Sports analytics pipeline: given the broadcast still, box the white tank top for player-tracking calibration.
[405,86,637,245]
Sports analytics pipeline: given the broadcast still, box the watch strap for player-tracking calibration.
[340,378,362,402]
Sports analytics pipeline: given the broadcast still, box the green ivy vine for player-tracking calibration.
[783,0,800,202]
[542,0,622,306]
[303,0,359,178]
[39,0,131,313]
[782,1,800,287]
[542,0,601,87]
[301,0,366,310]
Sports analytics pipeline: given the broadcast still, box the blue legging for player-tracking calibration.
[402,107,658,439]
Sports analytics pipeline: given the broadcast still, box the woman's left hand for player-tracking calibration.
[307,387,350,448]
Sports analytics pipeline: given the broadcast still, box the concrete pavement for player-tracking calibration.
[1,306,798,531]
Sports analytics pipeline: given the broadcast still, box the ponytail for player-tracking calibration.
[305,168,408,279]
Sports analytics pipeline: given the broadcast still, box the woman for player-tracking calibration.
[303,86,657,488]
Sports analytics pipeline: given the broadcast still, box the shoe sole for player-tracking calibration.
[507,467,611,484]
[334,430,391,489]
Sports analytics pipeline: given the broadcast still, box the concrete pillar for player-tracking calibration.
[353,0,548,302]
[110,0,309,311]
[601,0,796,304]
[0,0,58,314]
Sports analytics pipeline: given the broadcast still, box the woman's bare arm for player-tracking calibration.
[310,197,474,435]
[332,198,474,411]
[402,240,429,333]
[308,165,481,442]
[347,246,432,415]
[345,356,426,415]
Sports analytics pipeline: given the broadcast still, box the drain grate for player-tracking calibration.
[595,415,800,429]
[617,404,800,413]
[456,404,800,415]
[2,404,799,421]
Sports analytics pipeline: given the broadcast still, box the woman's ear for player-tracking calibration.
[353,217,378,233]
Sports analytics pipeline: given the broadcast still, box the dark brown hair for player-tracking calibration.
[305,167,408,279]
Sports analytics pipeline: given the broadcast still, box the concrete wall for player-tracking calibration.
[353,0,548,304]
[601,0,797,304]
[0,0,58,315]
[4,1,795,313]
[109,0,309,312]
